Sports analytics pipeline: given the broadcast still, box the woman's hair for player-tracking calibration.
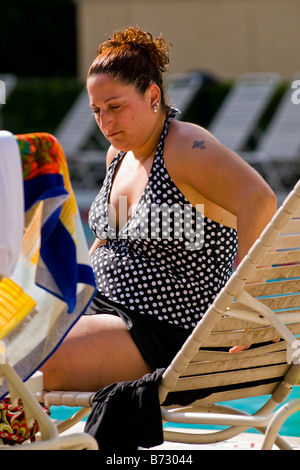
[87,26,171,112]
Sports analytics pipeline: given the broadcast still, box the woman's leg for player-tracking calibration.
[41,314,153,391]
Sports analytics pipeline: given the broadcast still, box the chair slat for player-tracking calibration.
[212,310,300,331]
[201,322,300,348]
[271,234,300,250]
[244,278,300,297]
[260,249,300,266]
[184,349,287,376]
[213,314,268,331]
[279,217,300,235]
[173,364,288,392]
[192,340,287,362]
[291,204,300,219]
[247,263,300,283]
[233,293,300,311]
[220,314,300,332]
[260,294,300,311]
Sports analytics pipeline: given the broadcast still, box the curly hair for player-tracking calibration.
[87,27,171,112]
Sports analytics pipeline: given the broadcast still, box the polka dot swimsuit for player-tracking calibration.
[89,108,238,330]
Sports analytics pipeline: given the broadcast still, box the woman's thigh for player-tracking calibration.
[41,314,153,391]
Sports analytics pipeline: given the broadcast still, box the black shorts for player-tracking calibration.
[85,292,191,370]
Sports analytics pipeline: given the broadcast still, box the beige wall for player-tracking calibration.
[76,0,300,81]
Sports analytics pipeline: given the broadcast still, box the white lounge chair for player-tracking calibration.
[209,73,281,153]
[160,178,300,450]
[242,73,300,194]
[165,72,205,119]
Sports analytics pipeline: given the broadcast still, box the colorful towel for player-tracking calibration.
[0,132,96,398]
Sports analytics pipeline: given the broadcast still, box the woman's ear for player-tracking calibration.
[147,83,161,109]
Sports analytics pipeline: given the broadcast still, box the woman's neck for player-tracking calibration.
[131,110,167,162]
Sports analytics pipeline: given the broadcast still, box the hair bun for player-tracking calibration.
[99,27,171,73]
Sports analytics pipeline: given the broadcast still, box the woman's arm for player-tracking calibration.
[88,144,120,258]
[167,122,278,264]
[89,238,106,257]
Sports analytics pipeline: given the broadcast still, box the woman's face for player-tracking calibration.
[87,73,158,154]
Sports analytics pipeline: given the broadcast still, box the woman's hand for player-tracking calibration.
[229,338,280,353]
[229,344,251,353]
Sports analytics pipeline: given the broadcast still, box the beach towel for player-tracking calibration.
[0,131,96,398]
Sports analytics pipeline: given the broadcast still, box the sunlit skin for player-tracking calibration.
[40,75,278,391]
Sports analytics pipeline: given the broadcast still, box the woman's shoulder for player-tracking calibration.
[164,118,257,192]
[167,120,221,154]
[165,119,223,170]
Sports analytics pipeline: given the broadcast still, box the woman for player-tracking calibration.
[41,27,277,391]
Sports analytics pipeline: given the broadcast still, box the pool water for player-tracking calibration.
[164,388,300,437]
[50,387,300,437]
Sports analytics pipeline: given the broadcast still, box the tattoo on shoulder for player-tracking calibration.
[192,140,206,150]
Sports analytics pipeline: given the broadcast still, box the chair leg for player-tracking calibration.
[0,363,98,450]
[262,399,300,450]
[56,407,91,434]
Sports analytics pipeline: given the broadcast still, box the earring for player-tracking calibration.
[154,102,159,113]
